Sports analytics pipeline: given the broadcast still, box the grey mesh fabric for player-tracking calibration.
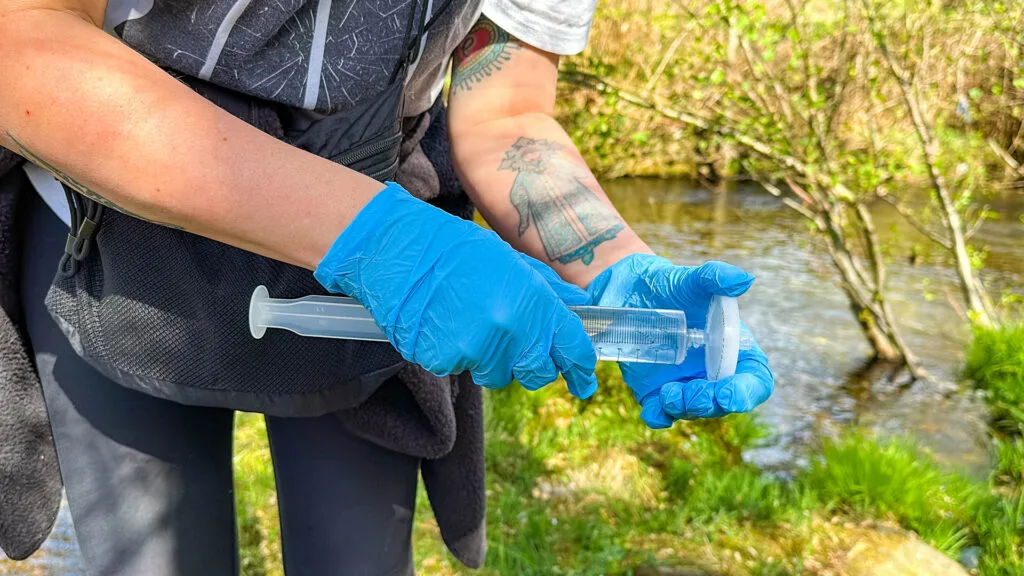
[43,3,458,415]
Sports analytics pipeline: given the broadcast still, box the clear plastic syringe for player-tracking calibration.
[249,286,754,379]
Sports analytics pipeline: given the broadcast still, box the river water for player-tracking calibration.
[5,179,1022,574]
[604,179,1022,474]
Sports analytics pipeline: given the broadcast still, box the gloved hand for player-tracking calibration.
[587,253,774,428]
[315,182,599,398]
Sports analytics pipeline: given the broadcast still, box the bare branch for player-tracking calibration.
[738,36,794,123]
[988,137,1024,178]
[565,72,794,170]
[822,0,853,143]
[759,179,819,221]
[964,204,990,240]
[784,177,815,204]
[565,70,866,209]
[861,0,994,325]
[875,192,952,249]
[707,0,803,153]
[785,0,838,172]
[855,202,886,293]
[645,28,688,96]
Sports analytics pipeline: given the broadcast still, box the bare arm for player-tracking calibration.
[0,0,384,269]
[447,17,653,288]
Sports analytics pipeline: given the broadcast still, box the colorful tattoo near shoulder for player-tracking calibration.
[451,19,522,93]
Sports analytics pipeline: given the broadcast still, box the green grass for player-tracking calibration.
[232,361,1024,575]
[960,323,1024,574]
[801,434,983,556]
[233,413,283,576]
[993,438,1024,488]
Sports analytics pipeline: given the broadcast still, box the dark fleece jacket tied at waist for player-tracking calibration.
[0,158,63,561]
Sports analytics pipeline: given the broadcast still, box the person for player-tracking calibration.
[0,0,775,573]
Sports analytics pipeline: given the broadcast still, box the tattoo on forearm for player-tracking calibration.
[498,137,623,266]
[451,18,522,93]
[5,132,184,230]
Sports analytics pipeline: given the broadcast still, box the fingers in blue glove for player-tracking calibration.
[659,378,717,419]
[638,392,675,429]
[506,257,596,396]
[657,261,755,309]
[472,310,598,397]
[469,356,515,390]
[512,349,560,392]
[549,307,599,399]
[659,354,775,420]
[519,254,593,307]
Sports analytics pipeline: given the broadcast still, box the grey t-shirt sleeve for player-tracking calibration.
[480,0,599,55]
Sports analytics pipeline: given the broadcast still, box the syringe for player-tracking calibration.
[249,286,754,379]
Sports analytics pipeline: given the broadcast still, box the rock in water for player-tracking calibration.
[843,525,970,576]
[959,545,983,570]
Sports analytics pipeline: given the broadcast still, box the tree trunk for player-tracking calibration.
[818,206,921,373]
[826,242,903,363]
[855,303,901,361]
[948,218,996,326]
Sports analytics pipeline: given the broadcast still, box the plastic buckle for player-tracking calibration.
[66,217,98,261]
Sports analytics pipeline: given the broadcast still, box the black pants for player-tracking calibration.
[19,190,419,576]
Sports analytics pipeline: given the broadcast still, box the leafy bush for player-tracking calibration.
[966,323,1024,437]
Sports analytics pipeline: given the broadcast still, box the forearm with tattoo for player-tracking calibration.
[451,18,635,272]
[498,137,622,265]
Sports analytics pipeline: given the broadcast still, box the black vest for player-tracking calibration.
[45,0,470,415]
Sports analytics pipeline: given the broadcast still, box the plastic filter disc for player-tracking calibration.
[705,295,741,380]
[249,285,270,339]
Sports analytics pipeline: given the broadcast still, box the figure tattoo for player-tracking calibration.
[4,132,184,230]
[451,18,521,93]
[498,137,623,266]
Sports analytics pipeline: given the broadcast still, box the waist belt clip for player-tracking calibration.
[66,216,99,261]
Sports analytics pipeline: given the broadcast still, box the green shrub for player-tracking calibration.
[965,323,1024,437]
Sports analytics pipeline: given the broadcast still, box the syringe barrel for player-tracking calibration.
[569,306,689,364]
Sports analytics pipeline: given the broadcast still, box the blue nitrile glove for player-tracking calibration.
[587,253,774,428]
[315,183,599,398]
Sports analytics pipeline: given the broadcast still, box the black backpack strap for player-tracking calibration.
[390,0,457,83]
[57,183,103,277]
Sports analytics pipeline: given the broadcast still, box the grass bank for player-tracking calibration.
[233,356,1024,574]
